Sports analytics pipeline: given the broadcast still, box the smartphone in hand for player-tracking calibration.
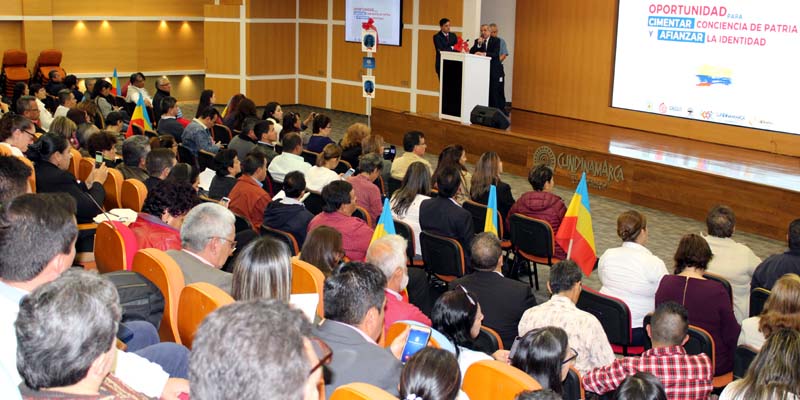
[95,152,104,168]
[400,326,432,363]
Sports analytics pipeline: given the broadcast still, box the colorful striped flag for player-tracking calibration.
[484,184,498,236]
[111,68,121,97]
[125,94,153,137]
[555,172,597,275]
[371,198,396,243]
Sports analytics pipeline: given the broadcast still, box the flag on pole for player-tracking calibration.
[111,68,121,97]
[484,184,498,236]
[371,198,397,243]
[125,95,153,138]
[555,172,597,276]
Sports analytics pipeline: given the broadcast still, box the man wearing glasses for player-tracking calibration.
[16,96,46,134]
[167,202,235,294]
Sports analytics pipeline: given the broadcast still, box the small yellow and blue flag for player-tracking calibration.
[111,68,121,97]
[484,184,498,236]
[371,198,397,243]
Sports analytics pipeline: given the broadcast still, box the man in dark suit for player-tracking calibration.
[433,18,458,79]
[420,165,475,266]
[451,232,537,348]
[470,24,506,113]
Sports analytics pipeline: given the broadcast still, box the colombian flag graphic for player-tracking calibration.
[555,172,597,275]
[125,95,153,138]
[371,198,396,243]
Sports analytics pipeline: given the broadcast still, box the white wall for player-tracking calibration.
[480,0,516,101]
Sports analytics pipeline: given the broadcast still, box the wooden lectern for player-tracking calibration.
[439,52,490,125]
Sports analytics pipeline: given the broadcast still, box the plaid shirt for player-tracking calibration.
[582,345,713,400]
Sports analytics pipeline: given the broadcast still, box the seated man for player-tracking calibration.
[420,165,475,265]
[253,119,278,164]
[45,70,66,96]
[751,218,800,291]
[182,107,221,154]
[116,135,151,181]
[156,96,185,141]
[268,132,311,183]
[366,234,431,332]
[348,152,383,224]
[229,151,272,230]
[390,131,432,180]
[451,232,537,349]
[582,302,713,398]
[0,155,32,205]
[228,117,260,162]
[16,269,150,398]
[315,262,406,397]
[263,170,314,246]
[53,88,77,118]
[144,148,177,191]
[518,260,615,375]
[167,202,235,294]
[307,180,374,261]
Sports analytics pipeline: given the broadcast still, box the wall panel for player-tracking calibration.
[204,21,239,75]
[298,79,326,109]
[247,23,295,75]
[416,29,440,92]
[418,0,462,27]
[204,4,240,18]
[331,25,364,82]
[300,0,328,20]
[4,1,22,15]
[371,29,412,88]
[0,22,23,52]
[20,0,51,16]
[52,0,212,17]
[205,77,241,105]
[137,22,204,71]
[246,79,295,106]
[248,2,295,19]
[372,89,409,111]
[298,24,327,78]
[53,21,137,72]
[416,94,440,115]
[331,83,365,115]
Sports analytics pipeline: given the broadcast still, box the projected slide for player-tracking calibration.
[344,0,402,46]
[612,1,800,135]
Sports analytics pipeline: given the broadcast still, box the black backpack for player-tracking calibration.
[104,271,165,329]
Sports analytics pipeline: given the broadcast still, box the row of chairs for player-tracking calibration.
[1,48,66,98]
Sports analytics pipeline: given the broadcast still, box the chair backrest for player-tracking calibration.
[290,257,326,317]
[733,344,758,379]
[177,145,197,168]
[144,130,158,139]
[197,150,215,171]
[177,282,234,349]
[384,321,441,349]
[576,286,633,346]
[387,177,402,197]
[78,157,94,182]
[131,123,145,137]
[685,324,715,368]
[393,219,416,263]
[260,225,300,255]
[95,221,133,273]
[67,148,81,178]
[463,360,541,400]
[703,272,733,305]
[212,124,232,145]
[462,199,506,238]
[131,248,185,343]
[419,231,465,281]
[2,48,29,94]
[329,383,397,400]
[103,168,123,210]
[301,150,319,165]
[750,287,771,317]
[509,213,555,262]
[564,367,584,400]
[474,326,504,354]
[352,205,372,226]
[121,179,147,212]
[303,191,325,215]
[334,159,352,175]
[34,49,65,85]
[233,212,253,233]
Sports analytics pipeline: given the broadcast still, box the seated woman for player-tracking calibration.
[339,123,369,168]
[432,144,472,204]
[0,113,36,157]
[208,149,240,200]
[738,273,800,349]
[305,143,342,193]
[91,80,120,120]
[390,162,432,257]
[128,180,199,252]
[470,151,514,224]
[655,233,740,376]
[598,210,668,345]
[510,326,575,397]
[400,347,466,400]
[261,101,284,136]
[507,164,567,258]
[85,130,121,167]
[720,328,800,400]
[299,226,344,277]
[231,236,292,301]
[224,98,257,132]
[306,114,334,153]
[48,116,78,149]
[196,90,223,125]
[431,287,509,379]
[362,134,392,192]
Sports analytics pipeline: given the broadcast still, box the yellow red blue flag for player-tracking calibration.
[555,172,597,275]
[484,184,498,236]
[125,95,153,137]
[371,198,396,243]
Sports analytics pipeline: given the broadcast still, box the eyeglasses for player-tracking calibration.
[20,129,36,140]
[308,337,333,377]
[562,348,578,365]
[211,236,237,252]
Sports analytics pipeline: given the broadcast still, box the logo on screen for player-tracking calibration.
[695,65,732,86]
[701,111,713,120]
[658,103,667,113]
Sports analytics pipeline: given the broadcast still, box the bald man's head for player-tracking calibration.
[650,302,688,346]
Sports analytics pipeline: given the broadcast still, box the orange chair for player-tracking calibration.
[78,157,94,182]
[384,321,441,349]
[94,221,136,273]
[33,49,66,85]
[352,205,373,227]
[67,148,82,178]
[290,257,326,318]
[463,360,541,400]
[329,383,397,400]
[131,248,185,343]
[419,231,466,282]
[177,282,234,349]
[103,168,123,210]
[2,49,29,99]
[121,179,147,212]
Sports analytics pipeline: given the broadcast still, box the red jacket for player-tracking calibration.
[507,191,568,259]
[384,289,431,334]
[129,213,182,252]
[229,175,272,230]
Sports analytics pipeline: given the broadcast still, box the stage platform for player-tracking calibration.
[371,108,800,240]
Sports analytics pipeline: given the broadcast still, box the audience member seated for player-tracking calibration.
[307,113,334,153]
[75,122,100,156]
[251,119,278,163]
[261,101,284,135]
[367,235,431,332]
[86,130,121,167]
[208,149,240,200]
[598,210,668,345]
[510,327,574,396]
[314,262,405,397]
[231,236,292,302]
[224,98,257,132]
[45,70,66,96]
[703,205,762,322]
[307,180,374,261]
[432,144,472,204]
[391,162,432,257]
[190,299,324,400]
[0,113,35,157]
[263,170,314,246]
[340,122,369,169]
[391,130,431,180]
[105,111,125,145]
[614,372,668,400]
[738,273,800,349]
[64,74,83,103]
[92,80,120,120]
[655,233,740,376]
[362,134,392,189]
[17,95,45,134]
[349,153,383,224]
[719,328,800,400]
[228,117,260,162]
[432,287,509,378]
[470,151,514,222]
[195,90,218,122]
[144,148,177,191]
[229,151,272,230]
[515,390,561,400]
[67,108,90,129]
[582,301,713,398]
[508,164,567,257]
[125,72,153,107]
[519,260,614,374]
[221,94,245,121]
[151,77,172,122]
[0,155,32,205]
[420,165,475,265]
[117,135,151,181]
[167,162,201,193]
[751,218,800,291]
[400,348,464,400]
[157,96,184,140]
[268,132,311,183]
[305,143,342,192]
[451,232,537,348]
[53,89,77,118]
[300,226,344,276]
[49,116,77,148]
[28,86,53,131]
[182,107,221,154]
[167,202,236,294]
[129,180,199,252]
[280,111,312,143]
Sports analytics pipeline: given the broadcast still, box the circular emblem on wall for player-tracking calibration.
[533,146,557,170]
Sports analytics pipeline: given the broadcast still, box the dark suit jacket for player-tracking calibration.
[470,36,505,80]
[450,271,537,348]
[34,161,105,224]
[419,196,475,266]
[433,31,458,75]
[314,320,402,398]
[166,249,233,294]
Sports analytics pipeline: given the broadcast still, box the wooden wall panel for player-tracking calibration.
[298,24,327,78]
[333,0,345,20]
[205,77,241,106]
[204,4,240,18]
[205,21,239,75]
[372,90,409,112]
[164,74,204,102]
[331,83,365,115]
[416,29,440,92]
[53,21,136,72]
[4,0,22,15]
[137,22,204,71]
[331,25,364,82]
[300,0,328,20]
[0,23,23,52]
[248,1,295,19]
[416,94,439,115]
[247,23,296,75]
[418,0,462,27]
[372,29,412,88]
[20,0,51,16]
[298,79,326,109]
[246,79,295,106]
[52,0,212,16]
